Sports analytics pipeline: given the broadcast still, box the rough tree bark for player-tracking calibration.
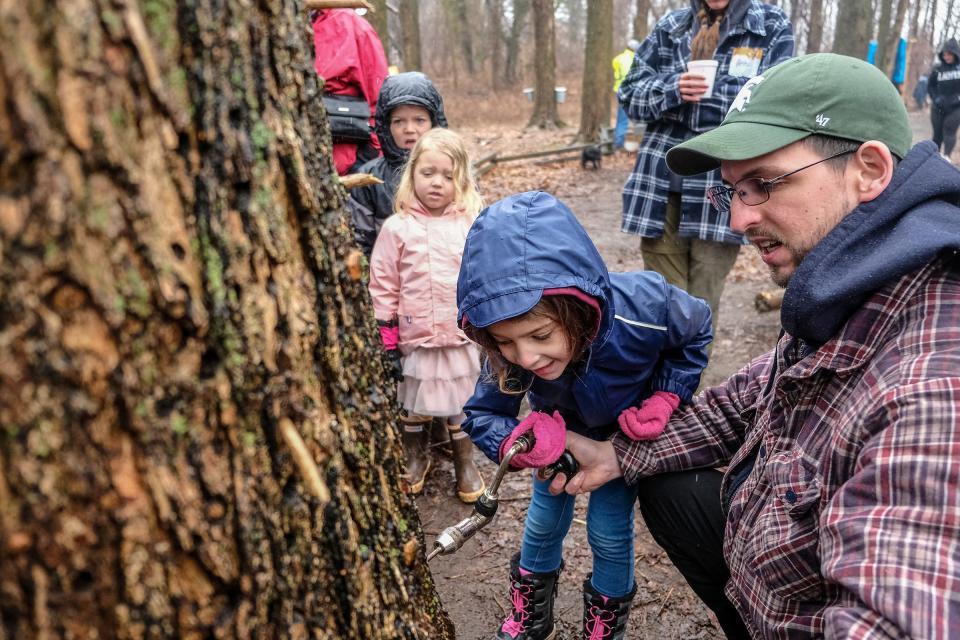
[0,0,453,637]
[833,0,873,59]
[577,0,614,143]
[528,0,562,128]
[400,0,423,71]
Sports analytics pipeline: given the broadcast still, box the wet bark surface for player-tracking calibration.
[0,0,451,637]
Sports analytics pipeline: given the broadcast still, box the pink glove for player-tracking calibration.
[378,323,399,351]
[499,411,567,469]
[617,391,680,441]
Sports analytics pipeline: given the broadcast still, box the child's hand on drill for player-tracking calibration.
[499,411,566,469]
[617,391,680,441]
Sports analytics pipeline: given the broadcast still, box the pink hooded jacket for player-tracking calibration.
[368,200,476,353]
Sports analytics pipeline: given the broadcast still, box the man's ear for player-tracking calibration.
[850,141,895,204]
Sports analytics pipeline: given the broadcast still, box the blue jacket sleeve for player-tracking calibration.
[462,364,524,463]
[618,27,684,124]
[650,285,712,403]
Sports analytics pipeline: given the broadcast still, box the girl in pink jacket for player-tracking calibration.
[368,128,486,503]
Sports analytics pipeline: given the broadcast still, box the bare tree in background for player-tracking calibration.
[446,0,476,75]
[0,0,454,637]
[487,0,506,90]
[577,0,614,142]
[634,0,652,40]
[366,0,391,62]
[401,0,423,70]
[881,0,910,76]
[807,0,825,53]
[505,0,532,86]
[528,0,563,127]
[833,0,873,59]
[875,0,896,72]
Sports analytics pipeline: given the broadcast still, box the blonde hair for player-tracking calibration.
[393,128,484,217]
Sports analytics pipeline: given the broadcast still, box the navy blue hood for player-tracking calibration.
[457,192,615,345]
[782,141,960,345]
[374,72,448,167]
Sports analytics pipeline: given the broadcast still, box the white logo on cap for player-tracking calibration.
[728,75,765,115]
[815,114,830,127]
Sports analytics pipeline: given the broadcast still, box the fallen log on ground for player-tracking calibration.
[754,288,785,312]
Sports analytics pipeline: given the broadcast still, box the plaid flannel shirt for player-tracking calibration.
[612,255,960,638]
[618,1,794,243]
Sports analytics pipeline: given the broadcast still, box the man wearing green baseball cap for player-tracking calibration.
[550,53,960,638]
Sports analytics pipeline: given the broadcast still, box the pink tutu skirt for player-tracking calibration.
[399,344,481,417]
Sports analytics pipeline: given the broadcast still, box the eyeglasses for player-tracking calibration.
[706,150,855,213]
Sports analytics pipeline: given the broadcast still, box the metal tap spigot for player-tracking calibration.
[426,433,534,561]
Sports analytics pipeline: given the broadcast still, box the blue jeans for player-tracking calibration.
[614,103,629,148]
[520,473,636,597]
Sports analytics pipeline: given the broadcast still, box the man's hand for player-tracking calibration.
[547,431,622,495]
[679,72,710,102]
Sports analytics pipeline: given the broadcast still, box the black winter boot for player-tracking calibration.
[494,552,562,640]
[581,577,636,639]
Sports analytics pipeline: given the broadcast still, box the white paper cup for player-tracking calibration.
[687,59,719,99]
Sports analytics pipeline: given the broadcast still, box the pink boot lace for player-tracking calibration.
[500,581,533,637]
[584,601,616,640]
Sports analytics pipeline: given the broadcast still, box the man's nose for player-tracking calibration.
[729,199,760,234]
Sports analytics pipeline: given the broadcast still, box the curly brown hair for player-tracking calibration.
[464,295,599,394]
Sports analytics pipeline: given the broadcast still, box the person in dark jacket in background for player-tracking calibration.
[928,38,960,159]
[349,72,448,255]
[913,73,929,110]
[457,191,712,639]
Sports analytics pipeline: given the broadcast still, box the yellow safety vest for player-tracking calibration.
[612,48,635,92]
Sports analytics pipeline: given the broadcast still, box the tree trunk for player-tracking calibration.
[528,0,562,128]
[366,0,391,62]
[882,0,909,76]
[400,0,423,71]
[833,0,873,59]
[504,0,532,86]
[487,0,506,90]
[807,0,825,53]
[634,0,652,41]
[875,0,895,72]
[0,0,453,637]
[454,0,476,75]
[577,0,614,142]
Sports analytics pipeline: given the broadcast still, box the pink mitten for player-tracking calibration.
[499,411,567,469]
[378,323,399,350]
[617,391,680,441]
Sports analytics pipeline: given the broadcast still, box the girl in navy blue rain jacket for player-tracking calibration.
[455,191,712,640]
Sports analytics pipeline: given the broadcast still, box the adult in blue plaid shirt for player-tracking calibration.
[619,0,793,340]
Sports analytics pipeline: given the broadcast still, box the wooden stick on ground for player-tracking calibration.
[754,288,785,312]
[304,0,374,10]
[339,173,384,190]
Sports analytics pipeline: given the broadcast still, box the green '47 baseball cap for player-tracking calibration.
[666,53,912,176]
